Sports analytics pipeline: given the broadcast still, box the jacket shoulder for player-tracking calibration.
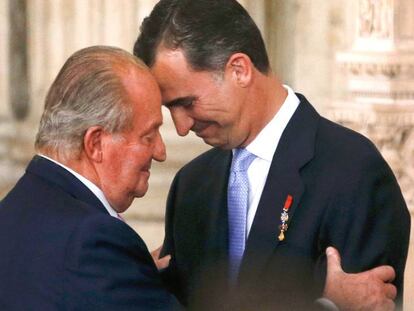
[178,147,230,176]
[316,117,386,168]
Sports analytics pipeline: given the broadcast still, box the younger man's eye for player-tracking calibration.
[181,98,194,107]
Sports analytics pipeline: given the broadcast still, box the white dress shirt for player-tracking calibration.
[241,85,300,236]
[38,154,119,219]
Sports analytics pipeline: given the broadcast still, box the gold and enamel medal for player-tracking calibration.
[278,194,293,241]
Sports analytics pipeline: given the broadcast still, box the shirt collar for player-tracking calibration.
[38,154,119,218]
[245,85,300,162]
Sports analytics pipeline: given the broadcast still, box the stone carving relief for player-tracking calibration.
[359,0,393,39]
[343,61,414,79]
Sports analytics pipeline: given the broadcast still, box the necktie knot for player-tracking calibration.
[231,148,256,172]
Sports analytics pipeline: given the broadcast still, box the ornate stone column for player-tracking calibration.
[329,0,414,307]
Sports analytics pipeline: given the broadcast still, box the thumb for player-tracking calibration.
[156,254,171,271]
[326,246,344,275]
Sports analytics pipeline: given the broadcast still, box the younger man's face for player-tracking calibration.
[151,48,252,150]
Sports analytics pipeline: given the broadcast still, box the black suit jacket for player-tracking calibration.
[162,95,410,310]
[0,156,173,310]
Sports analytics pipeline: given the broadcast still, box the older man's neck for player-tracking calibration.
[39,149,102,190]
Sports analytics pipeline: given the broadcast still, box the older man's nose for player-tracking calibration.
[153,132,166,162]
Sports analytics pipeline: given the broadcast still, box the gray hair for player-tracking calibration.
[35,45,147,160]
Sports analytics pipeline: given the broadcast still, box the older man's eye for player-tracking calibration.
[142,133,154,144]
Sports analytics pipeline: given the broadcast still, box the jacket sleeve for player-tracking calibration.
[319,151,410,304]
[159,172,187,305]
[63,214,174,311]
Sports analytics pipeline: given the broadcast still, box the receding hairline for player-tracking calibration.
[72,45,148,68]
[73,45,155,109]
[65,46,151,88]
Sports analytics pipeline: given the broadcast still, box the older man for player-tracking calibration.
[0,46,173,310]
[134,0,410,310]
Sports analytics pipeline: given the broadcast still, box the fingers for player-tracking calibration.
[151,245,171,270]
[369,265,396,283]
[380,299,395,311]
[151,247,171,270]
[384,283,397,300]
[155,254,171,270]
[326,246,344,275]
[324,247,398,311]
[151,246,162,259]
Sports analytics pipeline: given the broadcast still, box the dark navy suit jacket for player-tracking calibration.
[162,95,411,310]
[0,156,172,310]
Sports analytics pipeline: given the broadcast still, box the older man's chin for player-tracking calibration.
[135,181,150,199]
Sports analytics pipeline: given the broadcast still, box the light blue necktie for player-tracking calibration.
[227,148,256,282]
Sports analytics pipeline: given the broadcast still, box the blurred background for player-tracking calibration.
[1,0,413,307]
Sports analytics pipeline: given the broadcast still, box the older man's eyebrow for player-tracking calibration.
[164,96,196,108]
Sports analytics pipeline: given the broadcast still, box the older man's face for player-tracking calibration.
[100,67,166,212]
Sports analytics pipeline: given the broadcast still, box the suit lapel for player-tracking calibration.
[238,95,320,284]
[202,149,232,264]
[26,155,107,215]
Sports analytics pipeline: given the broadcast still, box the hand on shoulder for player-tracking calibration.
[323,247,396,311]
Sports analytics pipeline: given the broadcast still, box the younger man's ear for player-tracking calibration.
[83,126,104,162]
[226,53,253,87]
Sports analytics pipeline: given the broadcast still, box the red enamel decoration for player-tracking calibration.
[283,194,293,211]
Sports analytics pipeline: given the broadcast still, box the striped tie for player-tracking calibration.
[227,148,256,282]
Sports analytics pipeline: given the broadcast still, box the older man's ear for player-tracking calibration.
[83,126,105,163]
